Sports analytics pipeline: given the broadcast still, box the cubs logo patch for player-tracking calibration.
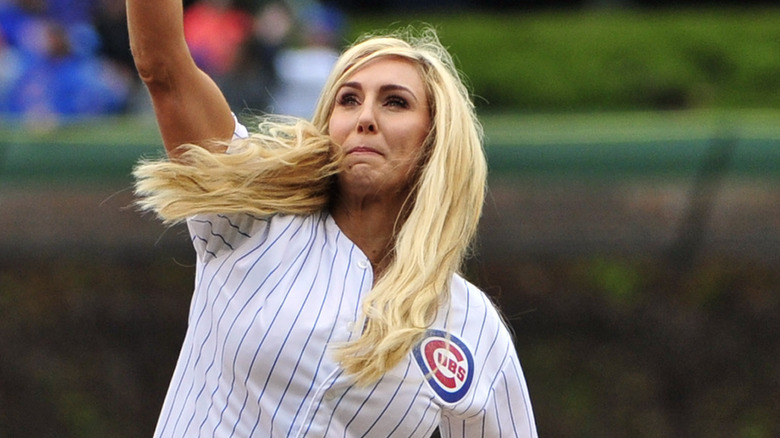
[413,330,474,403]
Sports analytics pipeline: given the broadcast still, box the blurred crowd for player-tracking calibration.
[0,0,345,126]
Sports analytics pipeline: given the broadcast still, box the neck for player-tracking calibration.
[330,193,406,276]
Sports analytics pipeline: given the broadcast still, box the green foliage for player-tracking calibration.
[578,257,644,306]
[499,255,780,438]
[346,8,780,112]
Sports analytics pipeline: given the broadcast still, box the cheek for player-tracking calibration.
[328,117,349,147]
[407,121,431,153]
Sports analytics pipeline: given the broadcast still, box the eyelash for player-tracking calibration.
[386,96,408,108]
[336,93,409,109]
[337,93,359,106]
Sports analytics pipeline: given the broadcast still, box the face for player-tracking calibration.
[328,56,431,201]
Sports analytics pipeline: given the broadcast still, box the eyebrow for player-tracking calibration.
[339,82,420,103]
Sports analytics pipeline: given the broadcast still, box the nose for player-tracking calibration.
[356,105,377,134]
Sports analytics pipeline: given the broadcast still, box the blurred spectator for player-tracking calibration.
[94,0,134,76]
[47,0,95,23]
[0,0,132,124]
[183,0,253,77]
[270,2,344,119]
[3,20,130,119]
[0,0,346,124]
[0,20,24,105]
[94,0,146,111]
[220,0,294,112]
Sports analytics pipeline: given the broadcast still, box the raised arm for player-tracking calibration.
[127,0,234,156]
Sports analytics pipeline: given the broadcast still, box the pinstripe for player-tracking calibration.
[439,417,452,437]
[181,216,299,436]
[460,328,506,415]
[211,260,281,434]
[500,370,520,437]
[216,214,252,237]
[157,215,291,436]
[385,380,426,437]
[471,289,492,356]
[204,227,293,433]
[510,357,536,437]
[319,374,375,436]
[338,376,385,437]
[235,217,320,434]
[360,360,413,436]
[458,277,470,335]
[285,234,350,436]
[452,295,493,417]
[154,213,536,437]
[193,249,274,435]
[270,235,337,428]
[301,369,345,437]
[190,218,236,250]
[265,231,333,436]
[407,396,437,438]
[161,219,252,436]
[254,217,321,394]
[191,235,217,259]
[492,388,503,436]
[299,256,369,438]
[205,217,296,425]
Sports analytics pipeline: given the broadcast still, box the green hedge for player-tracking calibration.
[345,8,780,112]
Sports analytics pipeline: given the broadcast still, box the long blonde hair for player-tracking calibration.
[133,27,487,385]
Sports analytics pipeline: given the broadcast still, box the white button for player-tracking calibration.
[357,259,370,269]
[324,390,336,401]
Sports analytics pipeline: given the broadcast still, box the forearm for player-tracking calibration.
[126,0,190,81]
[125,0,233,155]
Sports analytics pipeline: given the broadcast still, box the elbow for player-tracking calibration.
[130,40,191,91]
[132,50,172,89]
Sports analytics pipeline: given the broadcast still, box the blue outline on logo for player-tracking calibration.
[413,329,475,403]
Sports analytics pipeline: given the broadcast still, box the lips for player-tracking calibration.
[348,146,381,155]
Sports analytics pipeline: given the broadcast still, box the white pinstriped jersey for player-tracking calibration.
[153,119,536,437]
[153,211,537,437]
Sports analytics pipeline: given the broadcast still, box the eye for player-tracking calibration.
[337,92,360,106]
[385,95,409,108]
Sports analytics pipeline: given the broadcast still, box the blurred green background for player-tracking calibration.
[1,6,779,438]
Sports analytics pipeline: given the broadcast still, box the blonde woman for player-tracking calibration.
[129,1,537,436]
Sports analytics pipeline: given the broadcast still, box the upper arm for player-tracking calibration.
[438,326,538,438]
[145,64,235,157]
[440,357,537,437]
[127,0,234,156]
[454,355,537,438]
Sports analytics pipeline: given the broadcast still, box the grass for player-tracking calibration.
[345,8,780,111]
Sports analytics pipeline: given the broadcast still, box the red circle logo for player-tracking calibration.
[414,330,474,403]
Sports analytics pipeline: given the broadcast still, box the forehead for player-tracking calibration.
[341,56,426,91]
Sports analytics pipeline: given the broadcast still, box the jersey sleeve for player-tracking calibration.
[187,212,266,262]
[435,279,539,438]
[232,114,249,139]
[441,349,537,438]
[186,115,262,261]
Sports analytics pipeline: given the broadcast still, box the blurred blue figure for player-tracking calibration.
[46,0,94,24]
[0,0,131,124]
[0,19,24,105]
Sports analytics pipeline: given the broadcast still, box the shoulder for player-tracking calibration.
[446,274,514,354]
[414,274,518,404]
[414,276,537,434]
[187,213,323,262]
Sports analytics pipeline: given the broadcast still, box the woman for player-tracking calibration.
[129,0,537,436]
